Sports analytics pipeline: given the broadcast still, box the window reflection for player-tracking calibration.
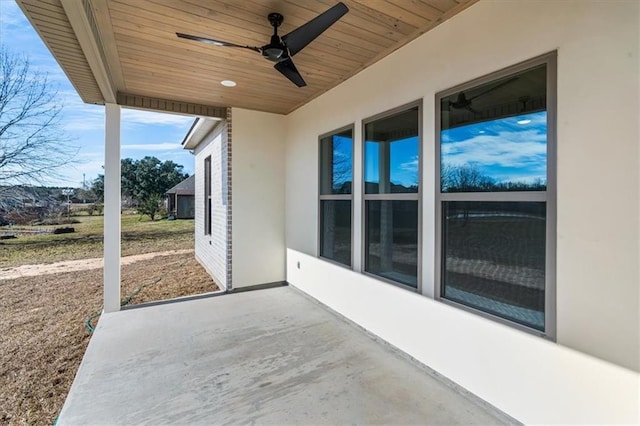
[440,65,547,192]
[442,201,546,330]
[320,131,352,195]
[365,107,419,194]
[320,200,351,266]
[365,200,418,288]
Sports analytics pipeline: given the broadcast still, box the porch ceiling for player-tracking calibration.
[17,0,477,116]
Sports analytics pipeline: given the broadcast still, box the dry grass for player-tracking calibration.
[0,252,218,425]
[0,215,195,268]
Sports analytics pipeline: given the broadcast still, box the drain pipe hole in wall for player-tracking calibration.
[297,261,300,269]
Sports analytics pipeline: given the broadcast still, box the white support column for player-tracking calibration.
[104,103,121,313]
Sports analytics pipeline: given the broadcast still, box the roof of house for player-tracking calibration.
[166,175,195,195]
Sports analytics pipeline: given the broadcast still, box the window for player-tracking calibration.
[435,53,556,336]
[364,103,421,289]
[319,126,353,266]
[204,155,211,235]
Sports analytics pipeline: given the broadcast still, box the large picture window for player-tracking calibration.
[319,126,353,266]
[435,53,556,336]
[364,103,421,289]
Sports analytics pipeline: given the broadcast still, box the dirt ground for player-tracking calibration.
[0,249,195,280]
[0,252,219,425]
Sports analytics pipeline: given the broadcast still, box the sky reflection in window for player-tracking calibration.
[441,111,547,192]
[365,136,419,193]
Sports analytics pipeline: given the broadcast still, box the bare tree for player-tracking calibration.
[0,46,76,210]
[330,137,352,193]
[441,163,495,192]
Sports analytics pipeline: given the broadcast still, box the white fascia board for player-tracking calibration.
[182,117,223,150]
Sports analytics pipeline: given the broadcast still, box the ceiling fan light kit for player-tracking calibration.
[176,2,349,88]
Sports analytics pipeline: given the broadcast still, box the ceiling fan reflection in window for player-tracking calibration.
[176,2,349,87]
[447,77,519,114]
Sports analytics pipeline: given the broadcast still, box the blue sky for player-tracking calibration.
[0,1,195,188]
[441,111,547,184]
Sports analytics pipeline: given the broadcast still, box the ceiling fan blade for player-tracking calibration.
[274,58,307,87]
[467,77,518,102]
[282,2,348,57]
[176,33,260,53]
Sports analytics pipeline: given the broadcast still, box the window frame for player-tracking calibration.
[204,155,211,236]
[361,100,423,293]
[434,52,557,339]
[317,124,355,268]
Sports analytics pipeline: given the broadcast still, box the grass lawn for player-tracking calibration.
[0,216,220,424]
[0,214,195,267]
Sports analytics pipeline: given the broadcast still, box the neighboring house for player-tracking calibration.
[17,0,639,423]
[165,175,195,219]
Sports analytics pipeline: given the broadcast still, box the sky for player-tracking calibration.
[0,1,196,188]
[441,111,547,184]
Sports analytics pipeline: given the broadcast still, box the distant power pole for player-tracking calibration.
[62,188,74,220]
[83,173,86,190]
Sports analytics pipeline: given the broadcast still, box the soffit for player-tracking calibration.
[17,0,478,115]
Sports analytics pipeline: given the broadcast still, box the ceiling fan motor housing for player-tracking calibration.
[263,13,287,61]
[262,37,286,61]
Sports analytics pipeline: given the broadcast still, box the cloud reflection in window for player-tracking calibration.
[441,111,547,192]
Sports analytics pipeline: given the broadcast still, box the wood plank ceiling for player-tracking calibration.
[17,0,477,115]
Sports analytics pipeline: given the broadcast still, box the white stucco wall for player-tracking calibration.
[193,123,228,290]
[286,1,640,371]
[230,108,286,288]
[286,249,639,424]
[284,0,639,392]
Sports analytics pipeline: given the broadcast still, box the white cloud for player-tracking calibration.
[0,2,28,28]
[55,93,196,134]
[122,143,183,151]
[60,104,195,133]
[1,3,68,81]
[399,156,419,172]
[60,95,105,132]
[122,109,196,127]
[442,129,546,169]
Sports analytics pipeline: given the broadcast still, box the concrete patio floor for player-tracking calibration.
[59,285,515,425]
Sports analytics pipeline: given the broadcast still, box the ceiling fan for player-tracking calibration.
[176,2,349,88]
[447,77,519,114]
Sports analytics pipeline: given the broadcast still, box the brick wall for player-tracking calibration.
[193,115,231,290]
